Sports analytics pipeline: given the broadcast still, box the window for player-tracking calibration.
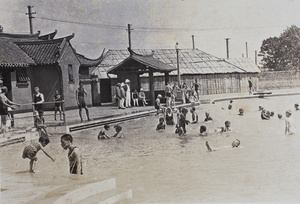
[79,67,89,79]
[68,64,74,83]
[16,69,30,86]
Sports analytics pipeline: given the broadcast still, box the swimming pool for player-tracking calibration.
[1,95,300,203]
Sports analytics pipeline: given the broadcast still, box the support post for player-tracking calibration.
[164,72,169,85]
[149,70,155,106]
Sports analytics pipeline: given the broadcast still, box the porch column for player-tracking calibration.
[149,70,155,105]
[164,72,169,85]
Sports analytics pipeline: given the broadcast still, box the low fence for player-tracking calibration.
[258,70,300,90]
[12,100,66,131]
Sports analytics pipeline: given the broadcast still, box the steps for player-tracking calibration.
[53,178,132,204]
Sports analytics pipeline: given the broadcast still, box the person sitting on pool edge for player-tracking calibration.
[204,112,213,122]
[22,136,55,173]
[98,124,120,139]
[285,110,296,135]
[61,134,82,175]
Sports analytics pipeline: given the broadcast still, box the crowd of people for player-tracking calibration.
[165,80,202,108]
[115,79,148,109]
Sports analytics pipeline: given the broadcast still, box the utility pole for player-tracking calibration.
[192,35,195,50]
[26,5,36,34]
[225,38,230,59]
[127,24,133,49]
[255,50,257,65]
[245,42,248,58]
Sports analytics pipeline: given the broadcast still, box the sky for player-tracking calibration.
[1,0,300,63]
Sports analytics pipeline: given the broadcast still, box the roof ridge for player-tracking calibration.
[15,34,74,45]
[0,31,40,39]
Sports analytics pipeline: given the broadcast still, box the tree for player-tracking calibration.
[260,25,300,71]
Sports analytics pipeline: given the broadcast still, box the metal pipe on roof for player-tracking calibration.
[225,38,230,59]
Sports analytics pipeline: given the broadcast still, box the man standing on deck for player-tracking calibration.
[165,81,172,107]
[76,82,91,122]
[248,77,253,94]
[120,83,126,109]
[124,79,131,108]
[116,83,125,109]
[193,79,200,101]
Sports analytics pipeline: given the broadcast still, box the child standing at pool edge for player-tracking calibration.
[61,134,83,175]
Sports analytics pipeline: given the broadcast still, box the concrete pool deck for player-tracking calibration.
[1,88,300,147]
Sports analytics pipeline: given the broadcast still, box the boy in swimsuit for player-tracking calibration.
[33,87,45,123]
[98,124,120,139]
[190,107,198,124]
[22,136,55,173]
[54,90,62,121]
[76,82,91,122]
[61,134,83,175]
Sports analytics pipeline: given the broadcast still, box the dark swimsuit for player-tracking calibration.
[77,88,86,108]
[34,94,43,112]
[68,146,83,174]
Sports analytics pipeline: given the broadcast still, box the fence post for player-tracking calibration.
[62,100,66,125]
[32,103,36,126]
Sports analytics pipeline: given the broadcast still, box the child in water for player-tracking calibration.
[22,136,55,173]
[165,107,175,125]
[156,117,166,131]
[285,110,296,135]
[190,107,198,124]
[155,94,162,116]
[175,124,183,136]
[238,108,244,116]
[178,112,190,135]
[217,120,231,132]
[200,125,207,136]
[261,110,270,120]
[98,124,119,139]
[61,134,83,175]
[228,100,233,110]
[204,112,213,122]
[294,104,299,111]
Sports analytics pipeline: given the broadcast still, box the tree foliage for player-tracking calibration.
[260,25,300,71]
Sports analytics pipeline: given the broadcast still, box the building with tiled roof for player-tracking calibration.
[93,48,261,102]
[0,31,103,112]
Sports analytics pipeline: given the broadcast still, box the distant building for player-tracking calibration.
[92,48,261,102]
[0,31,102,112]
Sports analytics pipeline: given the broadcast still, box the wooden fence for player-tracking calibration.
[258,70,300,90]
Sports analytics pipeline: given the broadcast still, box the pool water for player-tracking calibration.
[1,95,300,203]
